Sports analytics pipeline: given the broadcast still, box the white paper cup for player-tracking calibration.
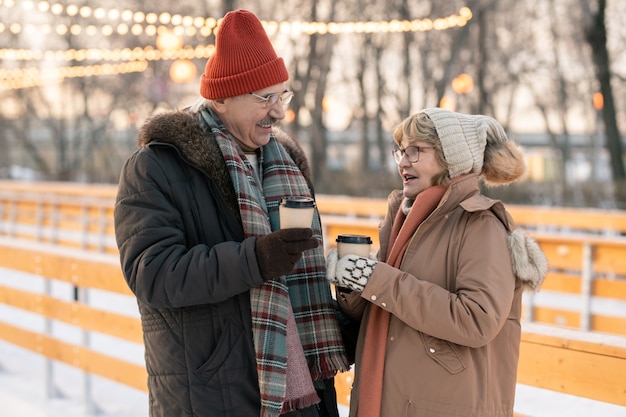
[279,196,316,229]
[336,234,373,258]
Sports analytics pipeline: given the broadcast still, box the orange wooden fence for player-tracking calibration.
[1,180,626,414]
[1,241,625,414]
[2,180,626,335]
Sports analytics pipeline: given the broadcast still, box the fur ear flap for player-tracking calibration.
[506,230,548,292]
[482,140,527,187]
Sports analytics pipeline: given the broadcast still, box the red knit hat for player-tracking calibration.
[199,9,288,100]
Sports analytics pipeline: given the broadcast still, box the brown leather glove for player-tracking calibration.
[255,228,319,281]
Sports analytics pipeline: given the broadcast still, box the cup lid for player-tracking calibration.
[280,196,316,208]
[336,234,372,244]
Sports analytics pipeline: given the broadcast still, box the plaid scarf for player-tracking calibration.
[200,109,348,417]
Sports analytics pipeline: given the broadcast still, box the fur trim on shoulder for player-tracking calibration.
[506,230,548,292]
[137,109,233,194]
[487,204,547,292]
[138,109,240,222]
[138,110,203,148]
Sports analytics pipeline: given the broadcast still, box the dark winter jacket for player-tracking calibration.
[114,108,315,417]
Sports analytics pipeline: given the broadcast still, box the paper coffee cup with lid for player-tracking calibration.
[279,196,316,229]
[336,234,373,258]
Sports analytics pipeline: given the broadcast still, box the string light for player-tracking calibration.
[169,58,196,83]
[0,45,214,90]
[0,1,471,38]
[0,8,471,61]
[0,1,471,89]
[0,60,149,90]
[0,44,214,62]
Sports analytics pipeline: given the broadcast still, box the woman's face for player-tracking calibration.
[396,139,445,199]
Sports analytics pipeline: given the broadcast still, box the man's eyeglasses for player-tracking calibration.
[248,91,294,108]
[392,146,436,163]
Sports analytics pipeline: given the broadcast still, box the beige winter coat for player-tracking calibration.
[337,174,546,417]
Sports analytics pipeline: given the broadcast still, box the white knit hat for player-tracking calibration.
[422,108,508,179]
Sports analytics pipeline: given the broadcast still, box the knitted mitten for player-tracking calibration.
[326,250,377,292]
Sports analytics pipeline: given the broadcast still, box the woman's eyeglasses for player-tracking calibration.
[248,91,294,108]
[391,146,436,163]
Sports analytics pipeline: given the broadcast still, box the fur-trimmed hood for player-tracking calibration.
[136,108,314,221]
[137,108,313,185]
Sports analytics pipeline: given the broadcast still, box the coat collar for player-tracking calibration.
[136,107,314,225]
[384,173,546,293]
[136,107,314,194]
[389,174,494,220]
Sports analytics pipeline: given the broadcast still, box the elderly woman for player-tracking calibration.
[327,108,547,417]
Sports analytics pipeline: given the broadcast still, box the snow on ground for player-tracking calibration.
[1,267,626,417]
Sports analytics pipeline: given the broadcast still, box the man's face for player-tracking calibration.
[214,82,290,152]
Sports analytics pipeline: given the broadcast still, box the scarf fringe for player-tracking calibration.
[309,356,351,381]
[280,392,322,414]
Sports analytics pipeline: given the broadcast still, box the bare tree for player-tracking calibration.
[2,0,625,206]
[0,1,213,182]
[582,0,625,186]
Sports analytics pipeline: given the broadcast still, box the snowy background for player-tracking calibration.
[1,266,626,417]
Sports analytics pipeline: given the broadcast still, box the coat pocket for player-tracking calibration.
[419,333,465,374]
[194,315,250,384]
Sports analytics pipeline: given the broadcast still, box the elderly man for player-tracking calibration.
[114,9,348,417]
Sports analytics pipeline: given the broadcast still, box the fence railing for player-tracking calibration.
[0,181,116,254]
[1,180,626,335]
[1,240,625,414]
[1,180,626,414]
